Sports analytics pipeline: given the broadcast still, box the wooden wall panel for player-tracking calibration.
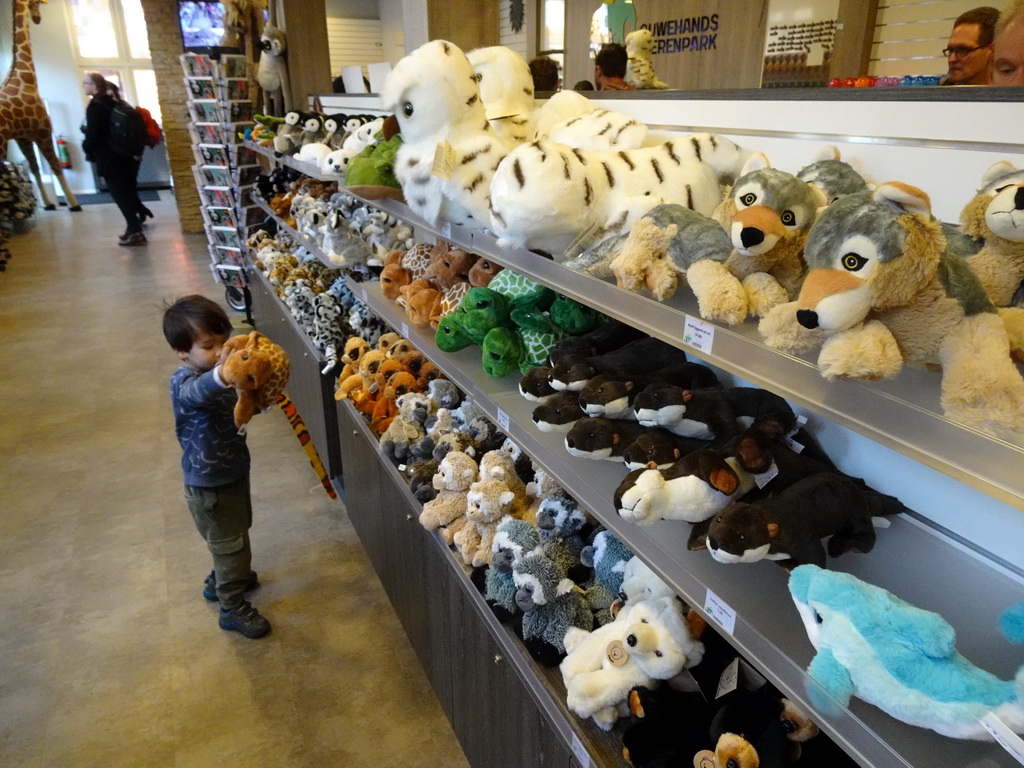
[276,0,333,104]
[427,0,499,51]
[616,0,770,91]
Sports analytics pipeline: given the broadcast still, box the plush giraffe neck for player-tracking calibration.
[3,0,39,96]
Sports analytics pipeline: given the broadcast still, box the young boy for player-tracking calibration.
[163,295,270,639]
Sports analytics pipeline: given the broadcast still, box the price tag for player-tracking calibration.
[570,734,590,768]
[783,435,805,453]
[431,140,455,180]
[401,322,410,339]
[439,221,452,239]
[704,589,737,636]
[753,460,780,489]
[683,315,715,354]
[715,658,740,699]
[606,640,629,667]
[980,713,1024,764]
[497,409,510,431]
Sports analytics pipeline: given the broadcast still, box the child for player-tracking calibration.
[163,295,270,639]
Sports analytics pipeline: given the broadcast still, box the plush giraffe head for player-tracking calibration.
[220,331,291,426]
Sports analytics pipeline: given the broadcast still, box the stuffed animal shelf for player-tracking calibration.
[219,331,291,428]
[789,565,1024,740]
[759,182,1024,435]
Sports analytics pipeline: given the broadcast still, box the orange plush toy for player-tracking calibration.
[220,332,291,427]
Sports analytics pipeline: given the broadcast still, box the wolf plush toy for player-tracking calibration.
[789,565,1024,740]
[760,182,1024,434]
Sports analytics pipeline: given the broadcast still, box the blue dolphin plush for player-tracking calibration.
[788,564,1024,740]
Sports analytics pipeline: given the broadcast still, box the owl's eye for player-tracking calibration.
[842,253,867,271]
[403,102,414,117]
[781,210,796,226]
[739,192,757,205]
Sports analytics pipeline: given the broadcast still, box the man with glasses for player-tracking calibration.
[941,6,999,85]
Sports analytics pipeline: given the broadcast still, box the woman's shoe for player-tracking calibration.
[119,232,147,246]
[139,206,154,222]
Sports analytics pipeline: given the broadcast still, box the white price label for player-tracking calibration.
[782,435,805,453]
[683,315,715,354]
[981,713,1024,765]
[570,734,590,768]
[439,221,452,239]
[704,589,737,636]
[753,460,780,489]
[496,409,510,431]
[401,322,410,339]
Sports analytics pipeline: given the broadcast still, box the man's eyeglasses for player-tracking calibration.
[943,45,986,58]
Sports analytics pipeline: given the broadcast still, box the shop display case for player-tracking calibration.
[245,90,1024,768]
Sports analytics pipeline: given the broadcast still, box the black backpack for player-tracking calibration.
[108,101,147,157]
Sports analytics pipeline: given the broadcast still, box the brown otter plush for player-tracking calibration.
[704,472,905,569]
[220,331,291,427]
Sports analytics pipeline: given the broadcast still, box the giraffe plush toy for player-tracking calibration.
[220,331,291,428]
[1,0,80,211]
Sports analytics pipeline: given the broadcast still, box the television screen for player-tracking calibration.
[179,1,226,49]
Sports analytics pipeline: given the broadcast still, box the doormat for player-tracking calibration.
[73,190,162,206]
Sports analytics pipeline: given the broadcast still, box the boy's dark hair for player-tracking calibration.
[596,43,628,78]
[574,79,595,91]
[955,6,1000,46]
[163,295,233,352]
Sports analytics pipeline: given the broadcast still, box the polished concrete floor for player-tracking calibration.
[0,195,471,768]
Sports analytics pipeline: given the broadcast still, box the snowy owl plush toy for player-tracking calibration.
[381,40,515,228]
[467,46,536,147]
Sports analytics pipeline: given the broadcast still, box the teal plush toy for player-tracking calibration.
[788,564,1024,740]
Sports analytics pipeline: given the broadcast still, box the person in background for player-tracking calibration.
[574,80,595,91]
[993,0,1024,84]
[529,56,561,92]
[941,6,999,85]
[81,72,152,246]
[594,43,636,91]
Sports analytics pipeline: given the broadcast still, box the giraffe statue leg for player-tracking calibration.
[34,138,81,211]
[15,138,56,210]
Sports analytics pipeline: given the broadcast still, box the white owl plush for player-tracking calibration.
[380,39,515,228]
[489,133,750,256]
[626,29,670,90]
[467,46,535,146]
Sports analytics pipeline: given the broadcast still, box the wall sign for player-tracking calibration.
[640,15,720,54]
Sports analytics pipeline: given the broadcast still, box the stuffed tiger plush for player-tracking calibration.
[626,29,670,90]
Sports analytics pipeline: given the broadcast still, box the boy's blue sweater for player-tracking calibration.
[170,365,250,487]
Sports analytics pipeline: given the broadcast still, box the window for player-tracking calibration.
[120,0,151,59]
[69,0,119,59]
[69,0,153,108]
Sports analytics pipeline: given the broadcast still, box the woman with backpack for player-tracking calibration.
[81,72,153,247]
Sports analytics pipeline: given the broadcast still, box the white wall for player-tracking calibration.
[377,0,408,62]
[1,0,98,194]
[325,0,380,18]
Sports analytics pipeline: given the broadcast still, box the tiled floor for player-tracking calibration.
[0,195,471,768]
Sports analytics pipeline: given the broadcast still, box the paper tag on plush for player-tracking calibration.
[606,640,629,667]
[980,713,1024,764]
[783,435,805,453]
[564,223,602,261]
[431,140,455,180]
[693,750,717,768]
[715,658,740,699]
[753,460,779,489]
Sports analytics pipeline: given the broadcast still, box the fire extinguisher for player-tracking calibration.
[56,136,71,169]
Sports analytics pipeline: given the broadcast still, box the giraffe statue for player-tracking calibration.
[1,0,80,211]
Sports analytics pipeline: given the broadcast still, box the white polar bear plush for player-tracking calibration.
[560,596,704,730]
[296,142,333,167]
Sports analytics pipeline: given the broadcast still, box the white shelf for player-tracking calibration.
[358,280,1024,768]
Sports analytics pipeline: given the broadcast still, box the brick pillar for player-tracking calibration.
[140,0,204,234]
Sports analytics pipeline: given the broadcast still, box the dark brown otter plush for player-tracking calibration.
[704,472,906,569]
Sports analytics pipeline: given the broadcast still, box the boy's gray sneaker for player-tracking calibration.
[203,569,260,601]
[219,600,271,638]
